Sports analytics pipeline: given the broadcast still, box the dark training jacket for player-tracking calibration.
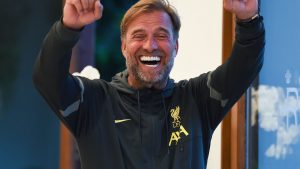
[33,16,265,169]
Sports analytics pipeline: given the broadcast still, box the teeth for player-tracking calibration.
[146,65,158,67]
[140,56,160,61]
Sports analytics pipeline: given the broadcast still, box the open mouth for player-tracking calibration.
[139,56,161,67]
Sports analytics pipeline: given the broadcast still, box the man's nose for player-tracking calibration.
[143,37,158,52]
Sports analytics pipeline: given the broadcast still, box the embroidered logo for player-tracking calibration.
[168,106,189,146]
[171,106,181,128]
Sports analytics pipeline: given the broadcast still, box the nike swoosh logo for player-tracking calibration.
[114,119,131,123]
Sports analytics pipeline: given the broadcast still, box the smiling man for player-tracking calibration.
[33,0,265,168]
[122,10,178,89]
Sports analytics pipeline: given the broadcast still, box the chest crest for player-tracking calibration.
[169,106,189,146]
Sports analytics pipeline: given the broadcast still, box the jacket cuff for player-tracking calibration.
[235,16,265,42]
[54,20,81,44]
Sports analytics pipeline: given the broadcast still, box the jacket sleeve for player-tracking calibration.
[32,20,84,133]
[190,16,265,131]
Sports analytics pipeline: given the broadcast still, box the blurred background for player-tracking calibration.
[0,0,61,168]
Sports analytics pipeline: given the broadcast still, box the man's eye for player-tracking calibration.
[133,34,145,39]
[156,34,168,39]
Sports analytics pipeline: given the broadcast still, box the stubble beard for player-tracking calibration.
[126,53,175,89]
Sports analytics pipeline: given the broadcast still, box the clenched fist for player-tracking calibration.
[63,0,103,30]
[223,0,258,20]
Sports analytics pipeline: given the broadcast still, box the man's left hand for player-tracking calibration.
[224,0,258,20]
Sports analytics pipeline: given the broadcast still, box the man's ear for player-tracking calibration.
[175,40,179,55]
[121,39,127,59]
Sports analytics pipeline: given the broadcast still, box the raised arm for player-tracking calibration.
[211,0,264,101]
[190,0,265,131]
[32,0,103,129]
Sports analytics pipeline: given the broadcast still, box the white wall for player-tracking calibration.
[168,0,223,169]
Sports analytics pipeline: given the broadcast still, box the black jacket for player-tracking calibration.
[33,16,265,169]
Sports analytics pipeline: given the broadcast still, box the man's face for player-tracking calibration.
[122,11,178,89]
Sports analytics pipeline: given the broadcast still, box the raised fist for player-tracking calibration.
[63,0,103,30]
[223,0,258,20]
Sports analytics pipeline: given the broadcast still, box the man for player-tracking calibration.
[33,0,265,168]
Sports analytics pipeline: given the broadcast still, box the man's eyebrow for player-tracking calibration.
[130,29,145,35]
[130,27,171,35]
[155,27,171,35]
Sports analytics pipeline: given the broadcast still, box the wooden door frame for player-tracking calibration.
[221,9,246,169]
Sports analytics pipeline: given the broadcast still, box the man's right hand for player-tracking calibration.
[63,0,103,30]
